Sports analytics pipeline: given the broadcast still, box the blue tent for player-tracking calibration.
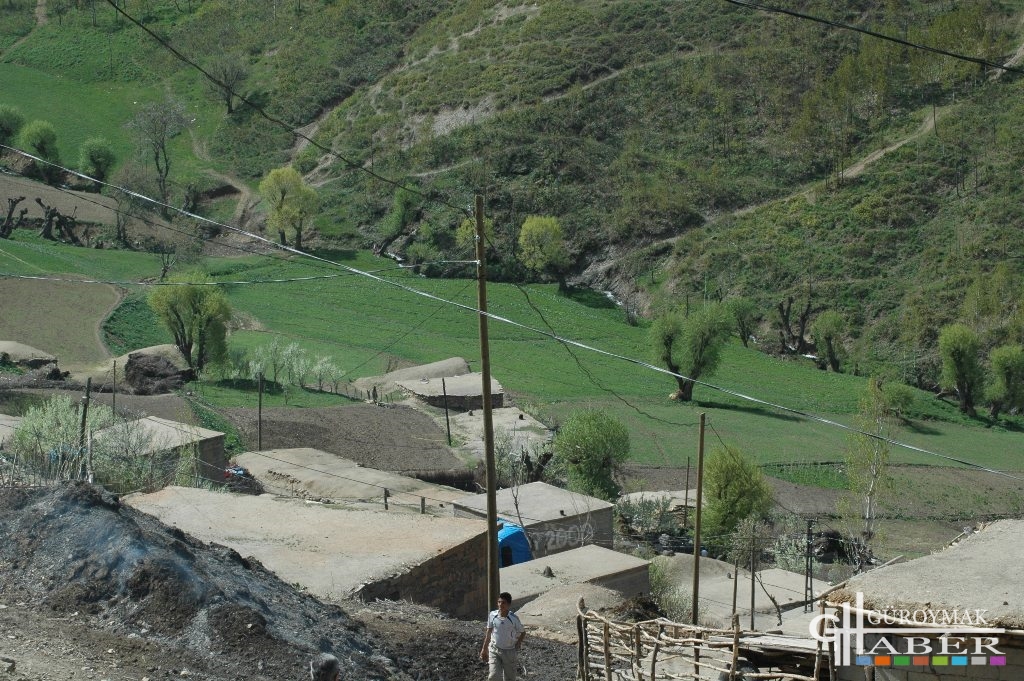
[498,522,533,566]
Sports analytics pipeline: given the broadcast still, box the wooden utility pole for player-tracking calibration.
[476,194,500,610]
[442,377,452,446]
[257,372,264,451]
[75,377,92,481]
[691,412,705,625]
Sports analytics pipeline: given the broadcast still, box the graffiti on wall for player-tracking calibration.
[529,522,595,554]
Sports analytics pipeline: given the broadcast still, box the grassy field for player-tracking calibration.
[3,231,1019,478]
[0,63,157,167]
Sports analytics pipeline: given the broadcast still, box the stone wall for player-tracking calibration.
[355,530,489,619]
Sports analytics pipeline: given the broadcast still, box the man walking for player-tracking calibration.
[479,592,525,681]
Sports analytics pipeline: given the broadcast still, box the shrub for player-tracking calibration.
[78,137,116,183]
[0,104,25,146]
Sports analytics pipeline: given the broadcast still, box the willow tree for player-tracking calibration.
[259,166,319,250]
[650,303,732,402]
[518,215,570,291]
[148,272,231,372]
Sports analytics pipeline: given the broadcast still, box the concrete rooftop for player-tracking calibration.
[396,372,501,398]
[95,415,222,453]
[234,448,469,511]
[126,486,486,602]
[455,481,613,524]
[501,544,650,608]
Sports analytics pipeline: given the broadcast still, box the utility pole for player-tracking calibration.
[257,372,264,451]
[476,195,500,610]
[691,412,705,625]
[804,518,814,612]
[750,524,756,631]
[78,377,92,468]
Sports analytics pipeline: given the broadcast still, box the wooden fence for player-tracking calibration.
[577,600,828,681]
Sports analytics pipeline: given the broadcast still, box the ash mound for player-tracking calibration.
[0,482,405,680]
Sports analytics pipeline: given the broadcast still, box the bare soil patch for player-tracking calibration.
[220,403,467,473]
[0,280,118,366]
[0,482,577,681]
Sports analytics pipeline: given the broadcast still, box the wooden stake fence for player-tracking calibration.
[575,599,826,681]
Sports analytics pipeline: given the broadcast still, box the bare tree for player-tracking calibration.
[1,196,26,239]
[204,53,249,114]
[126,98,190,217]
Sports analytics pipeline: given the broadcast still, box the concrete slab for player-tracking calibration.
[832,518,1024,629]
[619,489,700,509]
[352,357,470,396]
[455,481,613,523]
[653,554,817,630]
[95,416,222,453]
[514,583,627,643]
[234,448,469,512]
[455,482,615,557]
[126,486,486,609]
[397,373,503,410]
[501,544,650,609]
[449,407,551,463]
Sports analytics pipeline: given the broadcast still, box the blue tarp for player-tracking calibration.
[498,522,533,566]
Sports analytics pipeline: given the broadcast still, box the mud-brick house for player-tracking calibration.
[824,519,1024,680]
[94,416,225,485]
[452,481,614,559]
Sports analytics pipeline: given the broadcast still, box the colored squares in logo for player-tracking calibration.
[874,656,892,666]
[932,656,949,666]
[951,656,968,666]
[854,656,872,666]
[971,657,987,665]
[989,656,1006,666]
[913,656,930,666]
[893,656,910,666]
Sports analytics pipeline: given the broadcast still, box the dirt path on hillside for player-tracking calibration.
[842,108,939,179]
[189,132,255,225]
[3,0,47,55]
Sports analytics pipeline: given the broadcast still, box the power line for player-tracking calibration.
[2,156,1017,483]
[721,0,1024,76]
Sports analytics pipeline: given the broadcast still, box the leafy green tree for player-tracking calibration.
[0,105,25,146]
[455,216,494,254]
[725,297,758,348]
[518,215,570,291]
[962,263,1024,349]
[702,445,773,538]
[78,137,116,184]
[147,272,232,372]
[18,120,61,183]
[811,310,846,372]
[938,323,983,415]
[552,409,629,501]
[986,344,1024,420]
[259,166,319,250]
[650,303,731,402]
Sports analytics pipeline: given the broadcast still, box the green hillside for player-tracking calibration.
[4,0,1022,390]
[1,0,1023,485]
